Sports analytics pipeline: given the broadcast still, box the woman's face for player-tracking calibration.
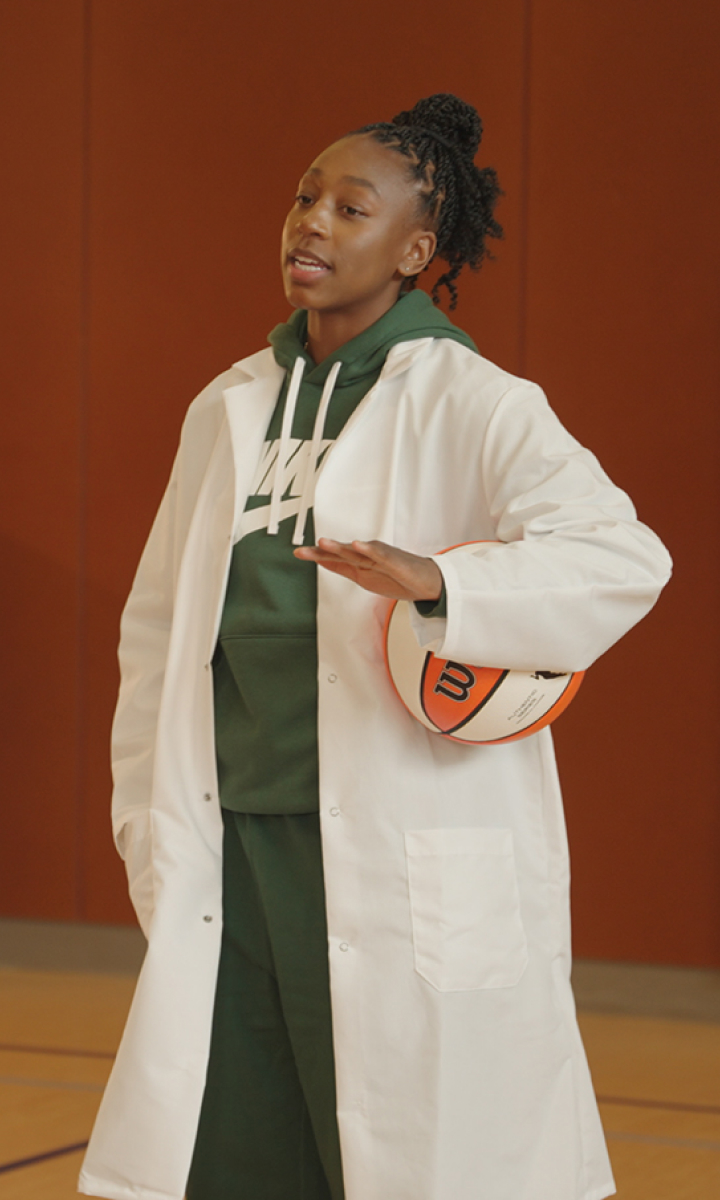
[281,134,436,328]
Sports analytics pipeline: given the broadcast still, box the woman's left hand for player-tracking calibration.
[294,538,443,602]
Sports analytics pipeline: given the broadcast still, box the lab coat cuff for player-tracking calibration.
[408,559,451,651]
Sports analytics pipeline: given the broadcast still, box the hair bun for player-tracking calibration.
[353,92,501,308]
[392,93,483,160]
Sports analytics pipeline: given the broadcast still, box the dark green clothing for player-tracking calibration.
[214,291,477,815]
[414,582,448,618]
[199,298,477,1197]
[187,808,343,1200]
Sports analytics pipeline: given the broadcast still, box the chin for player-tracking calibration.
[281,282,305,309]
[283,281,319,310]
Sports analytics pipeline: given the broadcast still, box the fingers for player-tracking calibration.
[295,540,382,569]
[293,542,358,566]
[293,538,443,602]
[319,539,401,567]
[319,539,374,557]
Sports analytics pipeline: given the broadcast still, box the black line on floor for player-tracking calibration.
[598,1094,720,1116]
[606,1130,720,1153]
[0,1074,105,1092]
[0,1141,89,1175]
[0,1042,114,1060]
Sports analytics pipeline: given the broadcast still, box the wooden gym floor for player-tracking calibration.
[0,921,719,1199]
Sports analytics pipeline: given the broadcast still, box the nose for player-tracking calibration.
[297,202,330,238]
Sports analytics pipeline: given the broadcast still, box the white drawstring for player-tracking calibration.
[292,360,342,546]
[267,356,305,535]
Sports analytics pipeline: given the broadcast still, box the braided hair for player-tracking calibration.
[354,93,502,309]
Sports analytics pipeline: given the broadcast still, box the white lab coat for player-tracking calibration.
[79,336,671,1200]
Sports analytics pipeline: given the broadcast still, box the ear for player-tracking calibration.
[398,230,437,279]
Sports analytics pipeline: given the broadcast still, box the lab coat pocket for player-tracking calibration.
[114,810,155,940]
[405,827,528,991]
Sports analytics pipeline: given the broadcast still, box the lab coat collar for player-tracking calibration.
[230,337,433,386]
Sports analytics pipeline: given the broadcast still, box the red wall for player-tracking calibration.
[1,0,718,964]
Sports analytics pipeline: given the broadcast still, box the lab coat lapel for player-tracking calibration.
[223,359,284,531]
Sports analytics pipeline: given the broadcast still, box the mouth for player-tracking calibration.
[287,248,332,280]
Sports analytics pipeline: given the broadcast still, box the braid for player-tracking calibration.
[354,93,502,309]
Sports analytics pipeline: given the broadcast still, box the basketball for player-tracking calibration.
[384,598,584,746]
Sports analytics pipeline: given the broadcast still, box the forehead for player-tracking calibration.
[303,133,414,198]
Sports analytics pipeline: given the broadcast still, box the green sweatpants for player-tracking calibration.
[186,808,345,1200]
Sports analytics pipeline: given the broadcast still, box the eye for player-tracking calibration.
[341,205,366,218]
[295,193,314,207]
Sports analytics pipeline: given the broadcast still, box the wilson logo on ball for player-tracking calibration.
[384,598,584,746]
[421,658,508,735]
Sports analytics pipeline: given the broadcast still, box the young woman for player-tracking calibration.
[79,95,671,1200]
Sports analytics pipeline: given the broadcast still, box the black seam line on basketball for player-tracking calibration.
[420,652,507,734]
[0,1141,89,1175]
[445,669,510,735]
[458,677,575,743]
[419,651,431,721]
[474,699,560,744]
[0,1042,115,1060]
[597,1095,720,1117]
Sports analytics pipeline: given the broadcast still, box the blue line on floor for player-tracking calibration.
[0,1142,89,1175]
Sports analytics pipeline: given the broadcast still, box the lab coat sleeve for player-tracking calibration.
[415,382,672,672]
[109,460,179,933]
[107,371,232,931]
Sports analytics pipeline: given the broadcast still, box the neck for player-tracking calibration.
[305,287,402,363]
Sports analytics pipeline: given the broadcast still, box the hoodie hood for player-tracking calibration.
[265,290,478,545]
[268,289,477,386]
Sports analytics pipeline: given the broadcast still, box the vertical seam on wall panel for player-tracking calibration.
[518,0,533,376]
[76,0,92,918]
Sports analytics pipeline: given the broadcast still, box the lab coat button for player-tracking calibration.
[339,942,349,952]
[330,807,340,817]
[328,673,337,683]
[203,915,213,922]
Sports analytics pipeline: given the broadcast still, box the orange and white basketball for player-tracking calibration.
[384,598,584,746]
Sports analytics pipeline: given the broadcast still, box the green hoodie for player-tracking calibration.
[214,290,477,815]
